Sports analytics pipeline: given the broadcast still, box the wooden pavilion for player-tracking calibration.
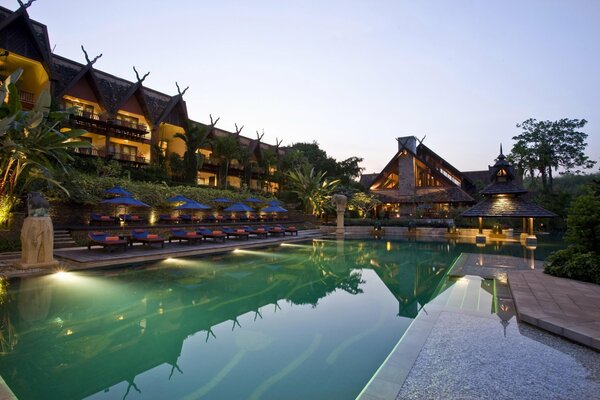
[462,146,556,243]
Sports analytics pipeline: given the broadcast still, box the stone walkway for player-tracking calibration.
[508,270,600,350]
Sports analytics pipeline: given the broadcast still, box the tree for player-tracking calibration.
[174,115,218,185]
[348,192,381,219]
[286,165,340,216]
[211,135,239,189]
[509,118,596,191]
[0,69,89,224]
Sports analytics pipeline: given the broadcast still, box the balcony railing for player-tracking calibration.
[19,90,35,109]
[65,112,150,144]
[73,147,148,164]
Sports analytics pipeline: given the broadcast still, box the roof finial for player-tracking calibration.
[500,143,503,155]
[497,143,506,160]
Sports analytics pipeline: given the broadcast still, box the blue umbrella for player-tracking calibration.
[212,197,232,203]
[262,205,288,213]
[103,186,133,196]
[267,200,283,206]
[223,203,254,212]
[243,197,263,203]
[101,196,150,207]
[167,195,193,203]
[175,200,211,210]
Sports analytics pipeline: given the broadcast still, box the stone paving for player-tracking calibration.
[509,269,600,350]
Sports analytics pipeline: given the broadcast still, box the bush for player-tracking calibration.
[544,247,600,284]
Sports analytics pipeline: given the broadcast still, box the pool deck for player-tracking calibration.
[508,269,600,351]
[0,229,324,278]
[359,252,600,400]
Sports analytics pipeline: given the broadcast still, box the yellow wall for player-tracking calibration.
[158,123,185,157]
[1,52,49,98]
[198,171,217,186]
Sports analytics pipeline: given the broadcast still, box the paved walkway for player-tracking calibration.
[508,270,600,350]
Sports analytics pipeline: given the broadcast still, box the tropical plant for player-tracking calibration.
[286,165,340,216]
[211,135,239,189]
[348,192,381,219]
[0,68,88,224]
[173,120,211,185]
[238,145,256,187]
[260,148,277,192]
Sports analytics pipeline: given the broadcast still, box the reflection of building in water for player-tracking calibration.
[366,241,453,318]
[0,253,362,400]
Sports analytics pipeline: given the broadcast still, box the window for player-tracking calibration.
[109,142,138,161]
[116,113,139,128]
[64,100,94,117]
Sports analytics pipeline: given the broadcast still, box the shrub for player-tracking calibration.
[544,247,600,284]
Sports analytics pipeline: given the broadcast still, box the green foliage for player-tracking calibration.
[508,118,596,191]
[564,190,600,253]
[287,142,364,185]
[211,135,240,189]
[173,121,210,184]
[348,192,381,219]
[0,68,89,223]
[47,171,273,207]
[286,165,340,216]
[544,247,600,284]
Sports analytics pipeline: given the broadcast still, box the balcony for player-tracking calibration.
[73,147,149,165]
[65,111,150,144]
[108,119,150,144]
[19,90,35,110]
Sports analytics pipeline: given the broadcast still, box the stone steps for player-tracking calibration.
[54,229,76,249]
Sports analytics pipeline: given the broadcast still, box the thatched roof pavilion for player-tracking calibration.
[462,146,556,236]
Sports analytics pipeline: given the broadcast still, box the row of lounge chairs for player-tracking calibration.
[88,226,298,251]
[90,213,288,225]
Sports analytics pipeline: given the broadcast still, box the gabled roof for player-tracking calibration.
[359,173,378,189]
[113,80,153,124]
[155,94,188,127]
[53,55,107,110]
[0,5,53,74]
[462,197,556,218]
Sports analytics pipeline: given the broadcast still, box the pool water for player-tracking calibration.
[0,238,563,400]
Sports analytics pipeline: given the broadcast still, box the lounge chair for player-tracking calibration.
[267,226,285,237]
[159,214,179,223]
[90,213,116,225]
[284,226,298,236]
[215,215,225,223]
[197,228,226,242]
[179,214,200,224]
[87,232,128,251]
[223,227,250,240]
[203,215,216,223]
[131,229,165,248]
[244,226,268,239]
[120,214,145,223]
[169,228,202,244]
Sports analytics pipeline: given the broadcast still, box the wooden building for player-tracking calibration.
[363,136,481,218]
[0,3,283,192]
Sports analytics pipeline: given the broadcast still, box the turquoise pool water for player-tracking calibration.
[0,237,563,400]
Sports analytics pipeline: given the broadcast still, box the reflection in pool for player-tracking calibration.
[0,237,562,399]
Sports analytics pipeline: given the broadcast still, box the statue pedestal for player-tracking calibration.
[332,194,347,236]
[16,216,59,269]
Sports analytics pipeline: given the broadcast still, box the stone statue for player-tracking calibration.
[17,192,59,269]
[332,194,347,235]
[27,192,50,217]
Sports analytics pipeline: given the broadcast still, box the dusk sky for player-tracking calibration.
[12,0,600,174]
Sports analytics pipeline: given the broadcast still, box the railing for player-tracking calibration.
[19,90,35,109]
[65,113,150,144]
[73,147,148,164]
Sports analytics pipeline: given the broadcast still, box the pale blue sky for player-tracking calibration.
[11,0,600,173]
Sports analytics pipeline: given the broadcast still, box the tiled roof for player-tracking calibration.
[480,182,528,195]
[462,196,556,218]
[372,187,474,204]
[359,173,378,189]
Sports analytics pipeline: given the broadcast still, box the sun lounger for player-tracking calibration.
[90,213,117,225]
[159,214,179,223]
[285,226,298,236]
[223,227,250,240]
[87,232,128,251]
[244,226,268,239]
[267,226,285,237]
[197,228,226,242]
[203,215,216,223]
[179,214,200,224]
[119,214,145,223]
[131,229,165,248]
[169,229,202,244]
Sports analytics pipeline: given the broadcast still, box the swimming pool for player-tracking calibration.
[0,237,563,399]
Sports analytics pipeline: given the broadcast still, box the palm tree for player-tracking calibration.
[173,121,210,185]
[0,69,88,224]
[238,145,255,188]
[211,135,240,189]
[286,165,340,216]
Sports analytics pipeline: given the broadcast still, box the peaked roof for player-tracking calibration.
[0,5,52,74]
[54,55,107,110]
[113,80,153,124]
